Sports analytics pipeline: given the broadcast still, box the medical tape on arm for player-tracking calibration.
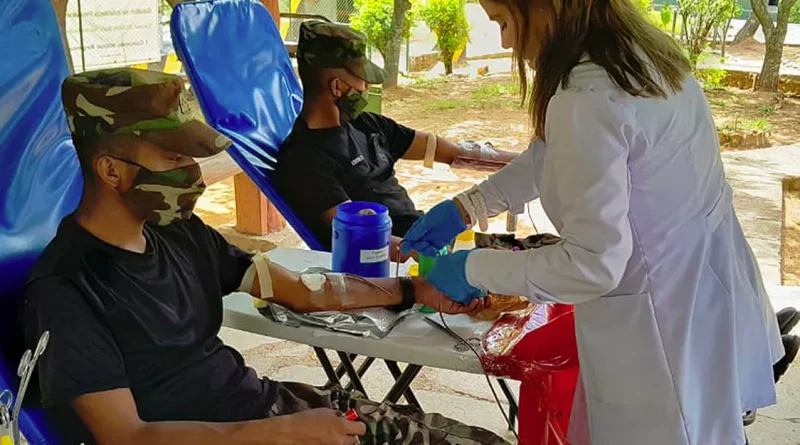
[423,133,437,169]
[239,253,274,308]
[299,273,351,310]
[329,273,353,307]
[455,188,489,232]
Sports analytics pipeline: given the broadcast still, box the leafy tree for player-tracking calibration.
[791,0,800,23]
[419,0,470,75]
[350,0,414,86]
[677,0,740,69]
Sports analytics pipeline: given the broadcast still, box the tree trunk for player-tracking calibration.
[759,31,785,90]
[442,49,454,75]
[721,17,732,58]
[383,0,411,88]
[733,11,759,44]
[752,0,799,91]
[51,0,73,73]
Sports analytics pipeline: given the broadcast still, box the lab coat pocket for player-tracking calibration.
[574,293,675,406]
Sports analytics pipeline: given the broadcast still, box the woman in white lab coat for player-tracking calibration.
[401,0,785,444]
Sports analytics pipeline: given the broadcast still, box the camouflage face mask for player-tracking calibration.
[336,84,369,123]
[112,157,206,226]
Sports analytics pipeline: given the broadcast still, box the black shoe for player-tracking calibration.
[743,409,757,426]
[777,307,799,335]
[774,334,800,383]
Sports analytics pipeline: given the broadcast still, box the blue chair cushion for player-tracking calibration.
[170,0,324,250]
[0,0,81,443]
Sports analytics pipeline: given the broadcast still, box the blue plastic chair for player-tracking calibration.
[170,0,325,251]
[0,0,82,443]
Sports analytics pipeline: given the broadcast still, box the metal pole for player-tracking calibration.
[77,0,86,72]
[406,36,410,73]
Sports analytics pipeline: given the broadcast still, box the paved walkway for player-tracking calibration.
[723,145,799,285]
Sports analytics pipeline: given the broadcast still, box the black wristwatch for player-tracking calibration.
[389,277,416,312]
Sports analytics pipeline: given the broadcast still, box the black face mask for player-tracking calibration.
[111,156,206,226]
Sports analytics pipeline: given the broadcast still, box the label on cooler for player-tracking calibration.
[360,246,390,264]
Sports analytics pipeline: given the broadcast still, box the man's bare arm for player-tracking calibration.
[246,256,484,314]
[403,131,463,164]
[73,388,364,445]
[403,131,518,165]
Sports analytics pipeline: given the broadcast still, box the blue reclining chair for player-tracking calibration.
[0,0,83,443]
[170,0,325,251]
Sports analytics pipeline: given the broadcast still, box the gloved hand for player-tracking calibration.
[426,250,485,305]
[402,200,467,256]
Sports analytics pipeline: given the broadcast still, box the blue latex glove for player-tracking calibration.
[402,200,467,256]
[426,250,485,305]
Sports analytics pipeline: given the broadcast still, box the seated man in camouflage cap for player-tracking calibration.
[273,21,517,253]
[23,68,503,445]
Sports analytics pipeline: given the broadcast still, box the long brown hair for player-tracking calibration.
[502,0,691,139]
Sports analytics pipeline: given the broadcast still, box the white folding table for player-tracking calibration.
[222,248,519,428]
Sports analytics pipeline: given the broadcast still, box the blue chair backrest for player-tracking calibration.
[170,0,324,251]
[0,0,82,443]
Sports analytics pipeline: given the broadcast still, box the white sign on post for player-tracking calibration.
[65,0,162,72]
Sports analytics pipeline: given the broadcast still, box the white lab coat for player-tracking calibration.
[464,62,784,445]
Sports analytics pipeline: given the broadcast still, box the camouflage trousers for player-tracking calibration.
[268,381,511,445]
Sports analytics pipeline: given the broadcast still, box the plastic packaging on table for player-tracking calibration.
[480,303,579,445]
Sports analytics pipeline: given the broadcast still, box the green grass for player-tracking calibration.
[708,98,728,107]
[743,118,772,132]
[420,79,523,111]
[759,106,776,116]
[412,76,450,87]
[471,81,521,101]
[722,117,773,133]
[425,99,463,110]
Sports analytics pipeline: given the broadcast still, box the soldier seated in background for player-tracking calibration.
[274,21,518,254]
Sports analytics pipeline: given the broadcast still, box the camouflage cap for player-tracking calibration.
[297,21,387,84]
[61,68,232,158]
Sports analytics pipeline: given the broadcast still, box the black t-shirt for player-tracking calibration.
[274,112,421,249]
[23,215,270,444]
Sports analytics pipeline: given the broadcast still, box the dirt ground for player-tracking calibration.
[195,74,800,242]
[784,179,800,286]
[704,87,800,147]
[725,39,800,67]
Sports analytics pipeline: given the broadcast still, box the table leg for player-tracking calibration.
[314,347,342,388]
[328,353,358,387]
[497,379,518,431]
[346,356,376,392]
[384,361,422,408]
[383,363,423,406]
[337,351,369,397]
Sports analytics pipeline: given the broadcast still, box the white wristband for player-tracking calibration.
[469,191,489,232]
[423,133,437,168]
[455,188,489,232]
[454,194,478,228]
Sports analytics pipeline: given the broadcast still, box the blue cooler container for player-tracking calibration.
[332,202,392,277]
